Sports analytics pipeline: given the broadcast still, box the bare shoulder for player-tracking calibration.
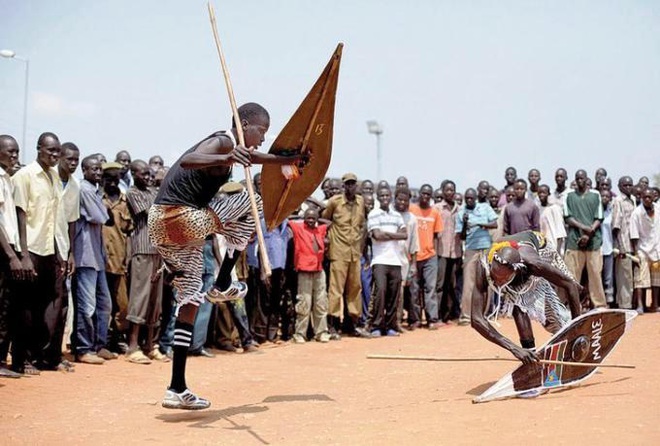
[196,133,234,155]
[519,244,543,265]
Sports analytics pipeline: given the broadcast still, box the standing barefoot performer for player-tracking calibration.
[148,102,300,410]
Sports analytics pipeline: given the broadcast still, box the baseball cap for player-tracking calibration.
[342,172,358,183]
[102,162,123,171]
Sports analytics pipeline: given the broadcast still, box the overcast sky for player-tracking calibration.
[1,0,659,192]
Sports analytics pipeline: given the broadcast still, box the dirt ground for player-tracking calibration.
[2,314,659,445]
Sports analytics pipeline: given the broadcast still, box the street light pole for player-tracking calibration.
[366,120,383,182]
[1,49,30,165]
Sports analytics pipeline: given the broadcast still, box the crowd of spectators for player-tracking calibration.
[1,131,659,379]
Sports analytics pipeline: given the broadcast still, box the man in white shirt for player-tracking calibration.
[550,168,570,208]
[612,176,637,309]
[366,187,407,337]
[630,188,660,313]
[393,188,419,332]
[537,184,566,253]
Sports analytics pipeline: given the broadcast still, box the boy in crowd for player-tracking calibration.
[290,208,331,343]
[630,188,660,313]
[126,160,165,364]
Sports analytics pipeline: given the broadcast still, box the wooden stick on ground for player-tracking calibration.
[207,2,271,277]
[366,354,636,369]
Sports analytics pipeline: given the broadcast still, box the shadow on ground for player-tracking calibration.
[466,381,497,396]
[155,393,334,444]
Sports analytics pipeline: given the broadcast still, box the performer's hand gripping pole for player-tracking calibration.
[207,2,271,277]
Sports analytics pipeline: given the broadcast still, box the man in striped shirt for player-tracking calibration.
[366,187,407,337]
[126,160,164,365]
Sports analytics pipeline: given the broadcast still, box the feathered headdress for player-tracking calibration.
[487,240,519,263]
[488,240,526,271]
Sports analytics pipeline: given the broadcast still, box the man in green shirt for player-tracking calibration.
[563,169,606,309]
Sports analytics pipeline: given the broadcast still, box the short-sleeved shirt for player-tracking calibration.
[550,187,570,208]
[0,166,19,248]
[434,200,462,259]
[629,204,660,261]
[540,203,567,250]
[564,189,603,251]
[247,219,289,270]
[102,192,133,274]
[74,179,109,271]
[127,186,159,255]
[409,204,443,261]
[58,175,81,258]
[58,176,81,256]
[368,207,405,267]
[289,220,327,272]
[455,202,497,251]
[611,194,636,253]
[397,211,420,269]
[12,161,69,257]
[322,194,365,262]
[503,198,540,235]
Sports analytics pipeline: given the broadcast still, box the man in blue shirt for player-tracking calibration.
[456,188,498,325]
[73,156,114,364]
[247,215,289,343]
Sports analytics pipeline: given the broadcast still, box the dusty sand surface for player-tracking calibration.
[2,314,659,445]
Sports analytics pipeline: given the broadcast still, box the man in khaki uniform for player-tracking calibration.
[322,173,369,338]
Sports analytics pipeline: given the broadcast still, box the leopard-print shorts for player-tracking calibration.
[147,190,261,307]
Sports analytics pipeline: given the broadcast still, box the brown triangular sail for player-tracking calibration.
[261,43,343,230]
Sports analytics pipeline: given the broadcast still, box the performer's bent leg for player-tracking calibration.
[206,190,260,301]
[215,249,241,291]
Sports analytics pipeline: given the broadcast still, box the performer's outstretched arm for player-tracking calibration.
[470,261,539,364]
[249,150,302,165]
[180,135,251,169]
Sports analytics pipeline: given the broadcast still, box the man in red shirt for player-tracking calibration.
[408,184,444,329]
[289,208,331,343]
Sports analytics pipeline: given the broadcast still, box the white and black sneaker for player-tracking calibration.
[162,389,211,410]
[206,281,248,304]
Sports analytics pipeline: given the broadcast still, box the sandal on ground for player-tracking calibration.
[148,348,170,362]
[126,349,152,365]
[22,363,41,376]
[55,361,75,373]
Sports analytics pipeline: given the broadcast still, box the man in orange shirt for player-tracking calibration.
[407,184,444,329]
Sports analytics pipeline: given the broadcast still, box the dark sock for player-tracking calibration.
[520,338,536,349]
[215,249,242,291]
[169,321,194,393]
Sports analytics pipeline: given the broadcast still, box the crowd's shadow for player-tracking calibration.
[155,393,334,443]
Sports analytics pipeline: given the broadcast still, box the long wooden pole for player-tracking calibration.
[207,2,271,277]
[366,354,635,369]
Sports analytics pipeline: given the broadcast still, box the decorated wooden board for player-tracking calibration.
[261,43,343,231]
[473,309,637,403]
